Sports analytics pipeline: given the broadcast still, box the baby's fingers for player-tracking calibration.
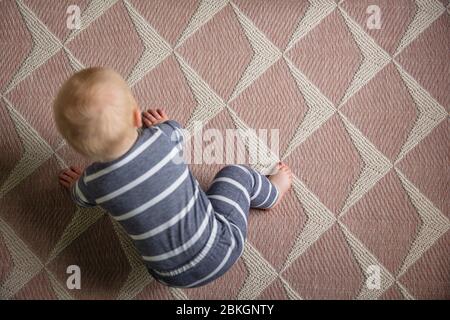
[143,111,157,123]
[70,166,82,175]
[157,109,168,119]
[143,117,153,127]
[59,177,71,188]
[58,172,73,187]
[62,168,79,179]
[149,109,161,120]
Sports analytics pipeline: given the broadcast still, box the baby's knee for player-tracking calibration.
[215,165,252,183]
[216,165,240,176]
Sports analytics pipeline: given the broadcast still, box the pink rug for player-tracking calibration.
[1,0,449,299]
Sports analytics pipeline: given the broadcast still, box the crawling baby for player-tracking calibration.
[54,67,292,288]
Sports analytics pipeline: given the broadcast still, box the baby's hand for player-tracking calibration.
[143,109,169,127]
[59,166,82,189]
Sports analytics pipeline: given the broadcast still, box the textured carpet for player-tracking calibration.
[1,0,449,300]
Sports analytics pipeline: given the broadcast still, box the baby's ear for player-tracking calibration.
[133,108,143,128]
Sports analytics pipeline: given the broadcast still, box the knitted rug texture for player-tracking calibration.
[0,0,449,299]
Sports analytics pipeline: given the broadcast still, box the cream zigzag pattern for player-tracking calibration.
[64,0,118,45]
[338,4,392,107]
[282,57,336,158]
[285,0,337,52]
[238,243,279,299]
[395,170,450,277]
[0,0,448,300]
[0,1,95,299]
[394,0,445,56]
[4,0,62,94]
[338,221,399,300]
[0,97,54,198]
[281,178,336,271]
[336,0,449,299]
[393,61,448,162]
[175,0,229,47]
[226,105,285,174]
[281,2,395,298]
[176,52,227,131]
[238,242,304,300]
[0,217,43,299]
[46,208,105,264]
[338,114,392,216]
[123,0,172,87]
[228,1,282,102]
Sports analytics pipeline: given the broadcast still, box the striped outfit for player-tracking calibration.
[71,120,279,288]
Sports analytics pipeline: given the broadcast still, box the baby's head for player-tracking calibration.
[53,67,142,162]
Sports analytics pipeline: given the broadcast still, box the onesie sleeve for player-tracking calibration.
[155,120,185,146]
[70,172,97,208]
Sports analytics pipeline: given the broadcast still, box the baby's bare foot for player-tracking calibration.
[267,162,292,209]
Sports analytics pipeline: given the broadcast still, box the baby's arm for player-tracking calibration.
[142,109,184,145]
[59,166,96,207]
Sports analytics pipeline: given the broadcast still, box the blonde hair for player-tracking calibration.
[53,67,137,162]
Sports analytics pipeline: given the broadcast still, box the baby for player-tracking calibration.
[54,67,292,288]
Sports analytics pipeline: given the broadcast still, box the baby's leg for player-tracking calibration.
[205,165,268,262]
[183,164,290,287]
[206,164,287,236]
[207,164,278,214]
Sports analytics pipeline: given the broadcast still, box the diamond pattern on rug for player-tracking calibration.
[287,10,362,106]
[130,0,198,46]
[0,233,13,286]
[188,109,247,190]
[257,278,290,300]
[233,0,309,50]
[340,63,417,161]
[47,216,131,300]
[399,231,450,299]
[342,0,416,55]
[177,4,253,101]
[0,157,76,261]
[13,271,58,300]
[230,59,307,156]
[285,114,363,215]
[397,120,450,216]
[5,51,74,149]
[0,1,448,300]
[0,0,32,92]
[134,279,173,300]
[132,55,196,127]
[66,1,144,78]
[248,189,307,271]
[380,284,405,300]
[24,0,90,42]
[341,170,421,275]
[396,14,450,111]
[282,224,364,300]
[0,101,23,186]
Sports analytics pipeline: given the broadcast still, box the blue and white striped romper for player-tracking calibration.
[71,120,279,288]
